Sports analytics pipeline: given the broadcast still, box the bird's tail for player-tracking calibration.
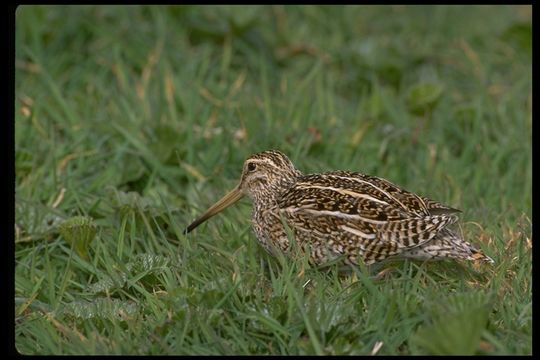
[401,228,494,264]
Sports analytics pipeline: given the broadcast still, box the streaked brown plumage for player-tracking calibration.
[185,150,493,266]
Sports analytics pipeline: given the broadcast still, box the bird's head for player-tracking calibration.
[184,150,301,234]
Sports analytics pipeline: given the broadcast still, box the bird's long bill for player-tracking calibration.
[184,186,244,234]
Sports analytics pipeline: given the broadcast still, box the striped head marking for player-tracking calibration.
[239,150,301,199]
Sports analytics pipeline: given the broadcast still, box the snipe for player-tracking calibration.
[185,150,493,266]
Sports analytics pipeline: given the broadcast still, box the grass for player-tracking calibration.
[14,5,531,355]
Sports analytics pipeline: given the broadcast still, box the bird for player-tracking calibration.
[184,150,494,267]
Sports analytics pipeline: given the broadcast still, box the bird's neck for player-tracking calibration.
[251,172,301,209]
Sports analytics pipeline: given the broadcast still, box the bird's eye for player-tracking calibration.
[247,162,257,172]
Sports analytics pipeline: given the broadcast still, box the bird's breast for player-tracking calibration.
[251,204,290,255]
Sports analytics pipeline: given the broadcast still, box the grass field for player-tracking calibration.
[14,5,531,355]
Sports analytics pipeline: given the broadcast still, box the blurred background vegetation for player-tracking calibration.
[15,5,531,355]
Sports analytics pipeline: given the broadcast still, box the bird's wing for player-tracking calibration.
[276,172,460,263]
[418,196,461,215]
[332,171,461,215]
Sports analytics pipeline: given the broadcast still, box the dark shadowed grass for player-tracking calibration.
[15,5,531,355]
